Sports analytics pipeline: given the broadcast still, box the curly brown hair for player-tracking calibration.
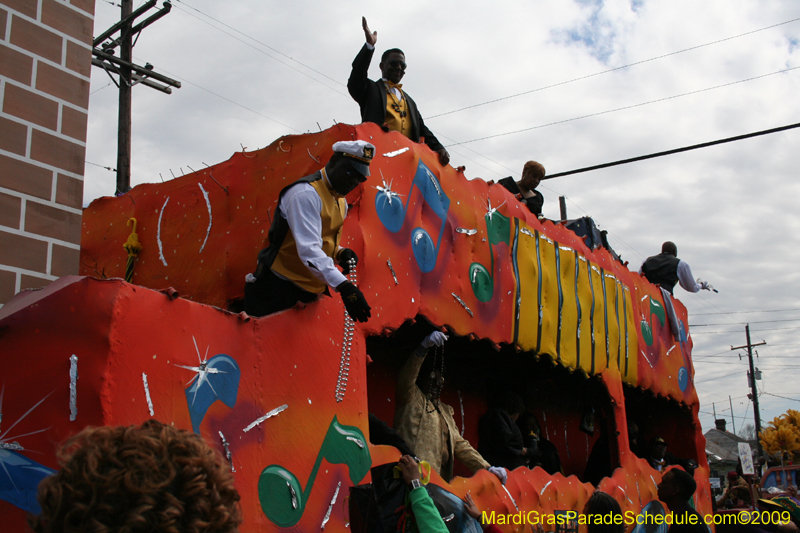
[31,420,242,533]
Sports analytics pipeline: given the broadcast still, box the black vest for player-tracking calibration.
[641,252,680,294]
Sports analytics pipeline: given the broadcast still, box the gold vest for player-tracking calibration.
[271,175,346,293]
[384,86,412,139]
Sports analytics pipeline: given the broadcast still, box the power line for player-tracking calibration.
[545,118,800,179]
[171,1,347,97]
[427,16,800,120]
[763,392,800,403]
[86,160,117,172]
[447,65,800,148]
[693,308,800,316]
[695,370,747,385]
[139,62,301,132]
[692,324,800,334]
[176,0,343,87]
[692,317,800,327]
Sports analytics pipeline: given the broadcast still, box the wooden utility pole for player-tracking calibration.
[92,0,181,195]
[731,324,766,458]
[117,0,132,196]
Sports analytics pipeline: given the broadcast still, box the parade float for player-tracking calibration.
[0,122,711,532]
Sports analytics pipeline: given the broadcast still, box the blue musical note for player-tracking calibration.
[0,449,56,513]
[178,353,240,434]
[375,160,450,273]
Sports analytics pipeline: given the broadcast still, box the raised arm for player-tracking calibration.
[396,332,447,406]
[348,19,377,104]
[362,16,377,47]
[677,260,705,293]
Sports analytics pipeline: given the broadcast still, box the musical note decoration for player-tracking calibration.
[469,199,511,302]
[177,349,241,434]
[1,387,57,513]
[639,296,665,347]
[0,449,57,513]
[258,416,371,527]
[374,161,450,273]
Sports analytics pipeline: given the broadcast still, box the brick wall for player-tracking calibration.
[0,0,94,307]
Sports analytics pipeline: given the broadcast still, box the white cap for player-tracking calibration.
[332,140,375,176]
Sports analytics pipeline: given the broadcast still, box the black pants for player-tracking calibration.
[243,268,320,317]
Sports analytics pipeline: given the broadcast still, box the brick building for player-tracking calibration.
[0,0,94,307]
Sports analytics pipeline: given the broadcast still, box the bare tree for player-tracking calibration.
[739,423,756,441]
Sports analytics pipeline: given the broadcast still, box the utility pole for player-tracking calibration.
[729,395,736,435]
[92,0,181,195]
[559,195,568,221]
[731,324,766,458]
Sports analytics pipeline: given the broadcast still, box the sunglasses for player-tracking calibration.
[388,59,407,70]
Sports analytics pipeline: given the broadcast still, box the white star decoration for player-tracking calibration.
[0,384,53,492]
[485,197,506,222]
[374,170,405,208]
[174,336,227,406]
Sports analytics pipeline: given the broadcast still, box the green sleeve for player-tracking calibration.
[408,486,450,533]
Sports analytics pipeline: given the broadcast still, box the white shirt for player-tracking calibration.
[276,172,348,289]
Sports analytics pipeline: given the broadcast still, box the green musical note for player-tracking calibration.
[470,210,511,302]
[258,415,371,527]
[640,296,666,346]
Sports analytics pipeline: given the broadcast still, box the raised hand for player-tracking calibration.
[362,17,377,46]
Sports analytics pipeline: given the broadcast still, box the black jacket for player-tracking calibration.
[478,408,528,470]
[347,44,444,153]
[498,177,544,216]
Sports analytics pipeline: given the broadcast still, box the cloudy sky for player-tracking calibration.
[86,0,800,436]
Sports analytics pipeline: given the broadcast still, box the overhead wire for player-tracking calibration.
[446,65,800,147]
[693,308,800,316]
[426,15,800,120]
[692,317,800,327]
[171,1,349,97]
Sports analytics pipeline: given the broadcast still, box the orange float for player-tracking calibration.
[0,123,710,532]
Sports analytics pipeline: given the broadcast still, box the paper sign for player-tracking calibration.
[738,443,755,475]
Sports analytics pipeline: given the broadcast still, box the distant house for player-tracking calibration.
[705,419,758,473]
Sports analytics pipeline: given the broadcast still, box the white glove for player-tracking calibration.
[699,280,710,291]
[488,466,507,485]
[421,331,448,349]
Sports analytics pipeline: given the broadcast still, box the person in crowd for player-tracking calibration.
[244,140,373,322]
[394,331,507,483]
[647,436,697,474]
[398,455,450,533]
[716,470,753,508]
[30,419,242,533]
[462,492,504,533]
[478,391,530,470]
[627,421,646,459]
[640,241,710,295]
[516,411,562,475]
[584,416,621,486]
[583,491,625,533]
[496,161,546,217]
[648,436,670,471]
[657,468,708,533]
[348,17,449,166]
[369,412,415,457]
